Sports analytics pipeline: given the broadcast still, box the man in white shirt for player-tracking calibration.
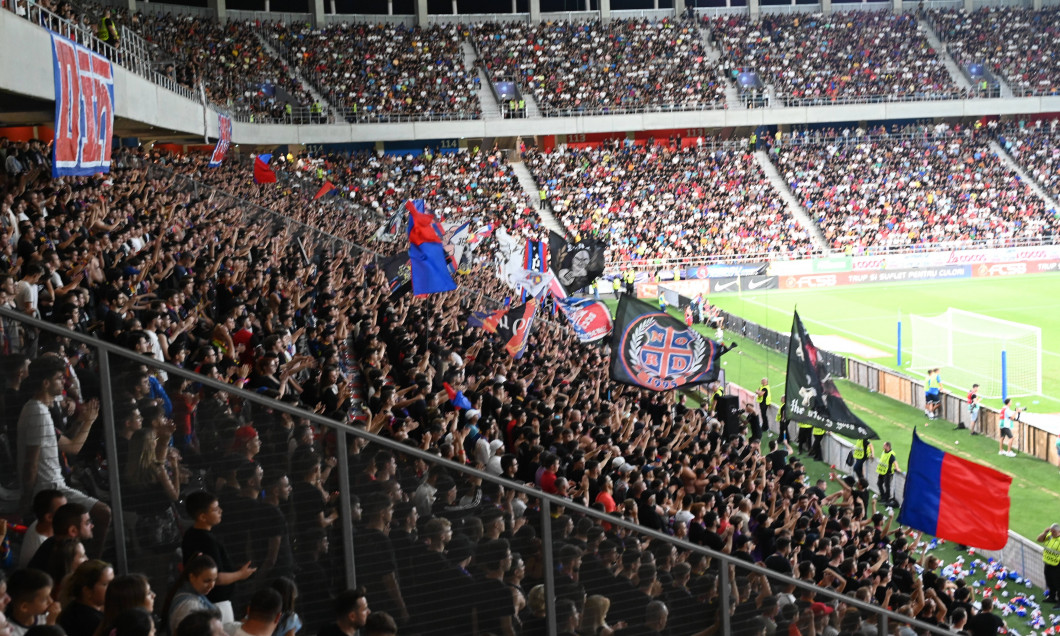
[231,588,282,636]
[17,356,110,557]
[16,488,65,568]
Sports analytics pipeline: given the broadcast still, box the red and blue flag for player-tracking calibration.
[897,430,1012,550]
[407,199,457,296]
[254,154,277,184]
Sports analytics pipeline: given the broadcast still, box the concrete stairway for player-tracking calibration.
[509,160,564,234]
[698,23,742,109]
[918,18,973,91]
[989,140,1060,212]
[254,31,336,121]
[461,42,501,120]
[753,150,830,251]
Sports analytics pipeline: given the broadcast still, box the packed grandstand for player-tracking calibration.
[2,2,1060,636]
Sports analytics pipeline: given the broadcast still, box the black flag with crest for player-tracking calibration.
[379,251,412,298]
[610,295,728,392]
[784,310,878,439]
[548,231,606,295]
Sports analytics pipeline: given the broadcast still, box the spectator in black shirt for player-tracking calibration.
[316,589,369,636]
[180,491,256,612]
[472,539,516,636]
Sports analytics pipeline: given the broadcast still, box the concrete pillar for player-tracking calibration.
[673,0,685,19]
[416,0,428,26]
[749,0,759,21]
[312,0,324,27]
[821,0,831,14]
[452,0,457,13]
[529,0,540,21]
[893,0,901,14]
[600,0,610,21]
[511,0,516,13]
[126,0,136,12]
[329,0,335,13]
[1035,0,1042,9]
[388,0,393,13]
[263,0,269,12]
[208,0,226,23]
[964,0,972,11]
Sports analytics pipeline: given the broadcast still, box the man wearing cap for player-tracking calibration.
[1038,524,1060,605]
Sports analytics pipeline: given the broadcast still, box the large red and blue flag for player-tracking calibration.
[407,199,457,296]
[897,430,1012,550]
[253,154,277,184]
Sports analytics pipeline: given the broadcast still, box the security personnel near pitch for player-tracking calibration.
[811,425,825,461]
[710,382,724,417]
[876,442,902,506]
[624,268,636,295]
[756,378,771,430]
[797,417,813,455]
[1038,524,1060,605]
[612,276,622,297]
[852,437,874,483]
[775,396,790,443]
[588,279,599,300]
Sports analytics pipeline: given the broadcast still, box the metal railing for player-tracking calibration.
[0,305,960,636]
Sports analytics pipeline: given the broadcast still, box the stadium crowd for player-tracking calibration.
[263,22,481,122]
[930,7,1060,98]
[472,18,727,116]
[524,139,814,263]
[709,12,961,106]
[768,126,1058,249]
[0,134,1023,636]
[993,119,1060,202]
[126,13,314,122]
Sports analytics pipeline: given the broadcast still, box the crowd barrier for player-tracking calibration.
[0,306,957,636]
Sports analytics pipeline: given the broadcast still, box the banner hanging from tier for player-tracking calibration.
[610,295,729,391]
[784,310,878,439]
[208,114,232,168]
[51,32,115,177]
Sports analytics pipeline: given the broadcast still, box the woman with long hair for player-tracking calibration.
[94,574,155,636]
[162,555,219,634]
[578,595,622,636]
[47,537,87,600]
[269,578,301,636]
[57,560,113,636]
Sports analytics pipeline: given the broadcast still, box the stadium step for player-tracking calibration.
[510,160,564,234]
[461,42,502,120]
[989,139,1060,212]
[917,18,973,91]
[253,30,337,122]
[753,150,831,252]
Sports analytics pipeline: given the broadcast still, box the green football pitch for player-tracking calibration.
[707,273,1060,413]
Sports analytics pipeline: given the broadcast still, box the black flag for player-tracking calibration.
[785,311,878,439]
[548,231,606,295]
[610,295,728,392]
[468,299,539,359]
[379,251,412,298]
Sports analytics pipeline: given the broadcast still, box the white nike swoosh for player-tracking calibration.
[714,280,738,291]
[748,279,773,290]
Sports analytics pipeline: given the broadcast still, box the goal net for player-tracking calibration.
[909,308,1042,399]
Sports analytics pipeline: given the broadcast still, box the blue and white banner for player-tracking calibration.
[208,114,232,168]
[51,33,115,177]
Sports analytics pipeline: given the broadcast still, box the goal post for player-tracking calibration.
[909,308,1042,399]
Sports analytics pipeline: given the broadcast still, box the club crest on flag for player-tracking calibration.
[621,317,711,391]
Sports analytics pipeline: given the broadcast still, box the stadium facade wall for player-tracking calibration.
[0,8,216,138]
